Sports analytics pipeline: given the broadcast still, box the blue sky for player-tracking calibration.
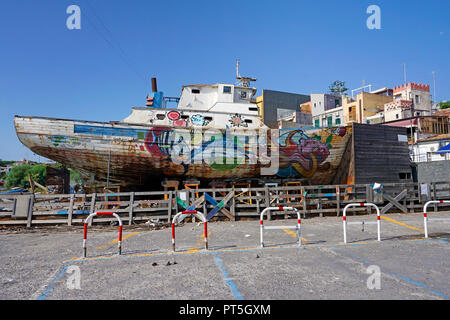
[0,0,449,161]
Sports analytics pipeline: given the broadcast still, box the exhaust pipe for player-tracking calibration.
[151,78,158,93]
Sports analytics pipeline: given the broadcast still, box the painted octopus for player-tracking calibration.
[279,131,331,178]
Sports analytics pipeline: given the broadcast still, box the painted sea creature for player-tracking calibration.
[278,130,331,178]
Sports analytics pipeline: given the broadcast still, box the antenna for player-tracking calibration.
[403,63,407,84]
[235,58,257,87]
[236,58,240,78]
[432,71,436,106]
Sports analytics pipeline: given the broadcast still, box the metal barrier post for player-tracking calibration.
[260,206,302,248]
[423,200,450,238]
[82,212,123,258]
[343,203,381,244]
[171,210,208,252]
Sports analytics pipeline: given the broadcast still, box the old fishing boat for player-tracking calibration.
[14,69,351,189]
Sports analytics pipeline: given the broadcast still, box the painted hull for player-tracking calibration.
[14,116,352,185]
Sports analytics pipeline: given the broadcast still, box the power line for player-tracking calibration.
[79,0,147,82]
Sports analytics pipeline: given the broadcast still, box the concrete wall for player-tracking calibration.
[311,94,341,118]
[261,89,310,128]
[417,160,450,183]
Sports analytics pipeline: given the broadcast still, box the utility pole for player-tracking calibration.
[432,71,437,111]
[403,63,407,85]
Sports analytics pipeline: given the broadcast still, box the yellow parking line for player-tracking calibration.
[64,235,446,264]
[186,232,211,253]
[95,232,140,249]
[381,216,424,233]
[283,228,308,244]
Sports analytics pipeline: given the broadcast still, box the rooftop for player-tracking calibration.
[417,133,450,143]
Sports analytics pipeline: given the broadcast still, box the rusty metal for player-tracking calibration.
[14,115,352,188]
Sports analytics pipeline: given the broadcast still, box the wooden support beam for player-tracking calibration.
[381,189,408,214]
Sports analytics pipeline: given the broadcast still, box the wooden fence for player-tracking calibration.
[1,181,449,227]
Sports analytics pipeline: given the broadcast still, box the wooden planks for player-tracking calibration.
[1,181,450,226]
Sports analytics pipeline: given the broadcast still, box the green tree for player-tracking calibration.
[51,162,83,184]
[69,168,83,184]
[439,101,450,109]
[5,164,46,189]
[29,164,47,186]
[5,164,32,188]
[328,80,348,96]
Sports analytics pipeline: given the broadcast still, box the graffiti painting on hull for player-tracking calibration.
[167,110,188,127]
[277,130,333,178]
[143,127,254,172]
[191,114,211,127]
[228,114,248,128]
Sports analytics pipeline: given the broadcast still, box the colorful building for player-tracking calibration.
[310,94,343,127]
[392,82,432,117]
[343,91,393,125]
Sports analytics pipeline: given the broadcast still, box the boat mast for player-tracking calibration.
[236,59,257,88]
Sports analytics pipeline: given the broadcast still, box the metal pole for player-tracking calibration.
[106,148,111,190]
[432,71,436,110]
[260,219,264,248]
[403,63,407,85]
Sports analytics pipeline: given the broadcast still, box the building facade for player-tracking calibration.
[343,92,393,125]
[310,94,342,127]
[392,82,432,117]
[384,100,413,122]
[412,134,450,162]
[313,107,344,128]
[256,89,310,128]
[300,101,312,114]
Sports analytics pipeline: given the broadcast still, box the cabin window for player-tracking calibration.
[223,86,232,94]
[244,119,253,124]
[156,114,165,120]
[204,117,213,122]
[192,89,200,94]
[399,172,411,180]
[249,107,258,112]
[181,115,189,119]
[240,91,247,99]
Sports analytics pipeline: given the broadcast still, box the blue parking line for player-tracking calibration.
[391,272,449,299]
[212,253,244,300]
[37,262,72,300]
[332,246,448,300]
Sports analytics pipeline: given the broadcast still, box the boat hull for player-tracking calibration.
[14,116,352,186]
